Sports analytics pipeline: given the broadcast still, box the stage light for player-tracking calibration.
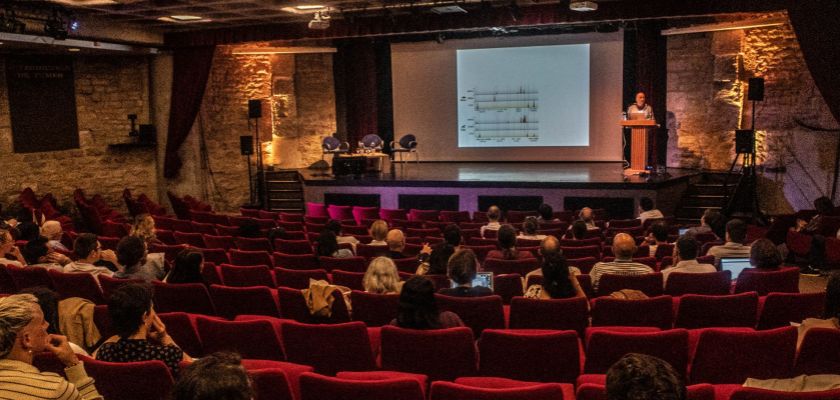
[308,11,330,30]
[69,18,80,31]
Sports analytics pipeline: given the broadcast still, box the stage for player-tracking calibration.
[298,162,699,220]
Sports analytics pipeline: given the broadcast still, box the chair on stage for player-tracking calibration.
[322,136,349,160]
[391,134,419,163]
[359,134,384,152]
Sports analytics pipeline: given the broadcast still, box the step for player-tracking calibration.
[680,195,727,208]
[676,206,721,219]
[268,192,303,200]
[688,184,732,196]
[266,182,303,191]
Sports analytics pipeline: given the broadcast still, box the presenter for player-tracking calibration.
[627,92,653,120]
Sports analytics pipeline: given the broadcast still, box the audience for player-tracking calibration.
[797,272,840,347]
[487,224,535,260]
[171,352,254,400]
[646,221,670,257]
[749,238,783,270]
[706,219,751,263]
[0,227,25,267]
[480,205,502,238]
[685,209,723,239]
[165,248,205,284]
[569,220,589,240]
[637,197,664,224]
[794,196,835,234]
[368,219,389,246]
[0,293,103,400]
[590,233,654,291]
[129,214,161,246]
[63,233,117,277]
[21,237,67,269]
[661,237,715,285]
[606,353,686,400]
[363,256,403,294]
[113,236,164,281]
[418,223,461,275]
[326,219,360,248]
[19,287,93,355]
[438,249,493,297]
[525,235,582,282]
[577,207,597,230]
[41,220,69,252]
[316,230,353,258]
[518,217,546,241]
[524,253,585,300]
[95,283,191,373]
[536,203,559,223]
[391,276,464,329]
[385,229,407,259]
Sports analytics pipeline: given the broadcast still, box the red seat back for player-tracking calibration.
[690,326,797,384]
[276,286,350,324]
[306,202,328,217]
[734,267,800,295]
[379,208,408,222]
[152,281,216,316]
[479,329,580,383]
[434,294,505,336]
[229,249,273,266]
[235,237,273,252]
[584,328,689,376]
[98,275,144,299]
[81,356,174,400]
[493,274,524,304]
[758,292,826,330]
[664,271,731,296]
[318,256,366,273]
[47,269,105,304]
[274,267,329,289]
[157,312,203,357]
[795,327,840,375]
[331,270,364,291]
[300,372,425,400]
[209,284,280,319]
[380,326,477,381]
[509,296,589,336]
[250,368,295,400]
[591,295,673,329]
[195,316,285,361]
[281,320,375,375]
[273,252,320,270]
[219,264,275,287]
[596,273,663,297]
[430,380,566,400]
[173,231,205,247]
[560,245,600,260]
[482,258,540,276]
[350,290,400,326]
[6,265,54,291]
[675,292,758,329]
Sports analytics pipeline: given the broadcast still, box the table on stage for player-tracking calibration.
[332,152,389,175]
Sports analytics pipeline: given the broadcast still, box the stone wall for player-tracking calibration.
[0,55,157,214]
[667,13,839,212]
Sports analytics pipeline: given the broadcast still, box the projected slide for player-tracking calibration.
[457,44,590,147]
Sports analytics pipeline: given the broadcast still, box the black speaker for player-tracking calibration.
[735,130,755,153]
[240,136,254,155]
[248,99,262,119]
[747,78,764,101]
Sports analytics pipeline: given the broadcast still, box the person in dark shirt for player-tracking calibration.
[391,276,463,329]
[419,224,462,275]
[386,229,407,259]
[437,249,493,297]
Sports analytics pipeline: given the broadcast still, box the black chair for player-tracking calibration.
[391,134,418,162]
[322,135,349,160]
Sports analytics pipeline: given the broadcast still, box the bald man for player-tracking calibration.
[523,235,581,290]
[480,205,502,238]
[386,229,407,259]
[590,233,653,291]
[627,92,653,120]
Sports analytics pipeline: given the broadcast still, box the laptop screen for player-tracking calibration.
[451,272,494,291]
[678,228,689,236]
[719,258,752,280]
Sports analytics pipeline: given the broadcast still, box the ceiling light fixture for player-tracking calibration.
[308,11,330,30]
[296,5,326,10]
[169,15,204,21]
[68,47,80,52]
[569,1,598,12]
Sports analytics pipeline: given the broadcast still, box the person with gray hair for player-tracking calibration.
[0,294,103,399]
[41,220,69,252]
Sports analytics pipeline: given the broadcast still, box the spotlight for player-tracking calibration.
[44,9,69,40]
[308,10,330,30]
[69,18,80,31]
[569,1,598,12]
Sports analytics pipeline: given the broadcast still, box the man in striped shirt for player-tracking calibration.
[590,233,653,291]
[0,294,102,400]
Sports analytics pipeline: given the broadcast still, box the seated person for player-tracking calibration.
[517,217,546,241]
[95,283,191,373]
[326,219,360,249]
[707,218,751,264]
[172,352,254,400]
[113,236,165,281]
[480,205,502,238]
[21,237,67,269]
[524,253,586,300]
[438,249,493,297]
[363,257,403,294]
[536,203,560,223]
[524,236,582,284]
[590,233,654,291]
[606,353,686,400]
[315,230,353,258]
[417,224,461,275]
[385,229,408,259]
[391,276,464,329]
[637,197,665,223]
[797,272,840,348]
[750,238,783,270]
[40,220,69,252]
[794,196,835,234]
[0,227,25,267]
[368,219,389,246]
[63,233,118,277]
[130,214,163,246]
[685,209,723,239]
[19,287,95,355]
[0,294,103,400]
[566,220,590,240]
[646,221,670,257]
[164,248,206,284]
[661,237,715,286]
[577,207,598,230]
[487,225,536,260]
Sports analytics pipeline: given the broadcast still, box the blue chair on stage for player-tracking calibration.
[391,134,419,163]
[322,135,349,160]
[359,134,384,152]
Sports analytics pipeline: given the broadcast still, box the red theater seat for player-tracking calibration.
[675,292,759,329]
[757,292,826,330]
[508,296,589,336]
[380,326,477,381]
[300,372,425,400]
[664,271,732,296]
[689,327,797,384]
[274,267,329,289]
[209,284,280,319]
[734,267,800,295]
[81,356,173,400]
[478,329,581,383]
[431,378,571,400]
[281,320,375,375]
[350,290,400,327]
[152,281,216,316]
[590,295,673,330]
[434,294,505,336]
[195,316,285,361]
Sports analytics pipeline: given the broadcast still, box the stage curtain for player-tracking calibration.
[787,2,840,124]
[334,40,379,148]
[624,21,667,166]
[163,46,215,178]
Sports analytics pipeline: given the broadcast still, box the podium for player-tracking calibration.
[621,119,657,173]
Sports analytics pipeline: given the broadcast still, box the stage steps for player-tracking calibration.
[674,172,734,225]
[263,170,304,213]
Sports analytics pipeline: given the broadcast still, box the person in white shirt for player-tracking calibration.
[661,237,716,286]
[638,197,664,224]
[0,227,25,267]
[63,233,118,278]
[326,219,360,250]
[707,219,752,264]
[646,221,670,257]
[480,205,502,238]
[590,233,653,291]
[40,220,69,252]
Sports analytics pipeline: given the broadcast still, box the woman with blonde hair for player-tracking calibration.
[129,214,161,246]
[363,257,403,294]
[368,220,389,246]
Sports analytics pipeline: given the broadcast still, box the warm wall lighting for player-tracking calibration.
[281,5,327,14]
[232,46,337,55]
[157,15,210,23]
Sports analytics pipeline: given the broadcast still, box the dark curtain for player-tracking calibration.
[334,40,379,149]
[788,2,840,199]
[163,46,215,179]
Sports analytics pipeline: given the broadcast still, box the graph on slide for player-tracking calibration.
[459,86,540,143]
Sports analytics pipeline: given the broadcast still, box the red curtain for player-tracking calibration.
[163,46,215,178]
[787,2,840,124]
[334,40,379,148]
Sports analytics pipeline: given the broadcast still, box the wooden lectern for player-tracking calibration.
[621,119,657,173]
